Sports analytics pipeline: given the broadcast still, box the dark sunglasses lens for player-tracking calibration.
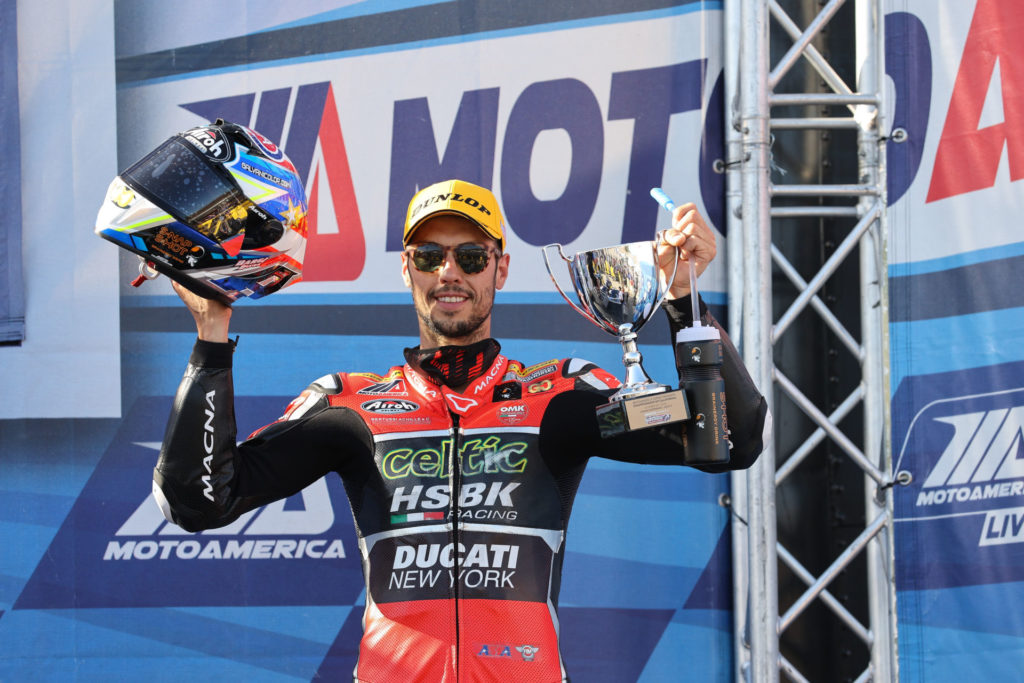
[455,246,490,274]
[412,245,445,272]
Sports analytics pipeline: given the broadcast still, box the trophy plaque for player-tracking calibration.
[543,238,689,438]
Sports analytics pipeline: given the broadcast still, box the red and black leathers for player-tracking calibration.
[153,297,768,682]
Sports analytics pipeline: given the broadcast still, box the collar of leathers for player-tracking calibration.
[404,338,502,388]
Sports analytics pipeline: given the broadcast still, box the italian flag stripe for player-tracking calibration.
[391,511,445,523]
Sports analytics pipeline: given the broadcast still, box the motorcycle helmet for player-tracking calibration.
[95,119,307,304]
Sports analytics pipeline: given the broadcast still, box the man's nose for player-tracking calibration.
[438,250,462,280]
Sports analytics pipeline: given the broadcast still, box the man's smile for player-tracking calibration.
[432,288,472,310]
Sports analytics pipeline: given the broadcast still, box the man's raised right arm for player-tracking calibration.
[152,283,350,532]
[151,282,251,531]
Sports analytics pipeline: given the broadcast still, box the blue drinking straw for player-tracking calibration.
[650,188,702,326]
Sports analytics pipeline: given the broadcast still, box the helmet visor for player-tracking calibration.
[122,137,245,228]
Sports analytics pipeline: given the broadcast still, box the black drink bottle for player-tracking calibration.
[676,319,730,466]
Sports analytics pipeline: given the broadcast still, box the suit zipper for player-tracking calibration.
[450,411,462,680]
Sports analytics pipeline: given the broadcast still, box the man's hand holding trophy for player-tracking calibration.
[542,188,730,466]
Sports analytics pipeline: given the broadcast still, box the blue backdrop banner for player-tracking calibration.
[886,1,1024,680]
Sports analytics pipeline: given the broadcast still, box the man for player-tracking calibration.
[154,179,769,682]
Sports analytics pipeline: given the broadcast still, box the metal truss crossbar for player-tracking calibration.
[771,243,862,358]
[775,369,886,486]
[777,544,872,644]
[779,510,888,633]
[768,0,853,97]
[775,384,864,486]
[768,0,847,88]
[771,206,860,218]
[773,202,881,340]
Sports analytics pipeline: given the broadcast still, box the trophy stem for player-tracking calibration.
[612,324,666,402]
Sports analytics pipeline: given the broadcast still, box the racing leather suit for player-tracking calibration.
[153,298,768,682]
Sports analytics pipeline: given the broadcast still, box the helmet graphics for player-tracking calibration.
[95,119,308,304]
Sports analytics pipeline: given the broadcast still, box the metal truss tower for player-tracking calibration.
[722,0,899,680]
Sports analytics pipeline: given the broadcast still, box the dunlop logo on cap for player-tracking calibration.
[403,179,505,248]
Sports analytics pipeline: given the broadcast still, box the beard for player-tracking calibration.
[418,307,490,341]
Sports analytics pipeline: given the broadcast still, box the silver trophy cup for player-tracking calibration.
[543,238,690,437]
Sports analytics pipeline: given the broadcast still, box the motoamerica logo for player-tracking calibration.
[899,387,1024,546]
[14,396,360,610]
[106,478,345,562]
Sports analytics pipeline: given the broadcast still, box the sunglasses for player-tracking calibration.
[407,243,499,275]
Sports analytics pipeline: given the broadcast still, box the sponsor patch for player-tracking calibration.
[182,126,232,162]
[475,642,541,661]
[358,379,409,396]
[240,160,290,187]
[369,416,433,425]
[150,226,196,264]
[245,126,286,161]
[361,399,419,414]
[470,357,506,396]
[233,256,271,271]
[493,382,522,401]
[505,361,557,384]
[516,644,540,662]
[527,379,553,394]
[498,403,528,425]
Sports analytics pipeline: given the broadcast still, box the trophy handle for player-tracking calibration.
[542,243,609,332]
[652,231,680,314]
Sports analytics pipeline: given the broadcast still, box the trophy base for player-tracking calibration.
[595,388,690,439]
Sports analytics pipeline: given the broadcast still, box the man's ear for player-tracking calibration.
[401,252,412,288]
[494,252,510,290]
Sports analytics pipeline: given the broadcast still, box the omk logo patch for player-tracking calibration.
[14,397,362,610]
[898,387,1024,545]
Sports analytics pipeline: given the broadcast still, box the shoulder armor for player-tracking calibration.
[308,373,343,394]
[563,358,621,390]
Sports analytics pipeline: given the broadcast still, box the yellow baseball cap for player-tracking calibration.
[403,179,505,250]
